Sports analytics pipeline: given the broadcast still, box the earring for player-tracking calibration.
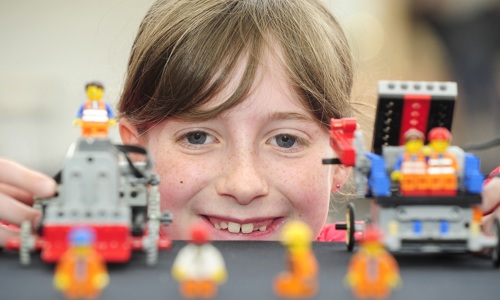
[336,184,341,190]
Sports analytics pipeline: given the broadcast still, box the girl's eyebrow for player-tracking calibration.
[266,112,314,123]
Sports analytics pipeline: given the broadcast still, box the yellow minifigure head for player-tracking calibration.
[280,220,313,253]
[403,129,424,153]
[360,225,385,255]
[428,127,452,153]
[85,81,104,101]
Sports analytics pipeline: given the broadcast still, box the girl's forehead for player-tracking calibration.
[200,46,304,113]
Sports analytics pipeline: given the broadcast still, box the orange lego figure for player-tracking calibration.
[53,227,109,300]
[171,223,227,299]
[391,129,428,196]
[426,127,459,196]
[345,226,401,299]
[73,81,117,138]
[274,220,318,298]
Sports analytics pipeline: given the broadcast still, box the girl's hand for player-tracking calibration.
[0,158,56,246]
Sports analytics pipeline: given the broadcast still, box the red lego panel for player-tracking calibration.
[41,224,131,263]
[399,94,431,145]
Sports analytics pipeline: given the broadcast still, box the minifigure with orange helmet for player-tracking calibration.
[426,127,459,196]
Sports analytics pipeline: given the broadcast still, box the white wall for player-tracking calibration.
[0,0,155,175]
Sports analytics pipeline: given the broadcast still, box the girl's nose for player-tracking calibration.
[215,151,269,205]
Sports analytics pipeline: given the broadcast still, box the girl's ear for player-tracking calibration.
[119,117,142,145]
[331,165,350,193]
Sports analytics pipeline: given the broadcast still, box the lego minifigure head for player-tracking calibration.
[403,128,424,153]
[428,127,452,153]
[280,220,313,252]
[190,222,211,245]
[85,81,104,101]
[360,225,384,254]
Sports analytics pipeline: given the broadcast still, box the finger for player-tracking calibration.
[0,224,19,247]
[0,193,41,226]
[0,158,56,198]
[0,183,34,205]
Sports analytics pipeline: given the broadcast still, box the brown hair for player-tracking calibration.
[119,0,353,134]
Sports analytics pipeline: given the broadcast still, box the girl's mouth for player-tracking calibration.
[199,215,286,239]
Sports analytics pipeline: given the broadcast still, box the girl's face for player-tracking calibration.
[120,53,344,240]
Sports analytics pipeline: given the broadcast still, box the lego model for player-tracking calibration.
[73,81,117,138]
[54,227,109,300]
[171,222,227,299]
[274,220,318,298]
[6,84,173,265]
[324,81,499,264]
[345,225,401,299]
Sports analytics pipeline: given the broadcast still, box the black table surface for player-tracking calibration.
[1,241,499,300]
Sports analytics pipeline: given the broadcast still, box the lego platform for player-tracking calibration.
[0,241,498,300]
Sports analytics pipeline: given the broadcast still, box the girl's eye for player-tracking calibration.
[268,133,308,153]
[275,134,297,148]
[186,131,208,144]
[177,131,217,149]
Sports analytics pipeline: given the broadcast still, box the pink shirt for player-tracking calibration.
[316,223,346,242]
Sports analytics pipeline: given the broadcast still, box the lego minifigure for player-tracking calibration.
[274,220,318,298]
[53,227,109,300]
[426,127,459,196]
[391,128,428,196]
[73,81,116,138]
[345,226,401,299]
[171,223,227,298]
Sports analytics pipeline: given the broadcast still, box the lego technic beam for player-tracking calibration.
[372,81,457,155]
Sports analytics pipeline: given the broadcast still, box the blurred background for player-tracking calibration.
[1,0,499,221]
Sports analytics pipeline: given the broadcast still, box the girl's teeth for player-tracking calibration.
[241,223,254,233]
[228,222,240,233]
[208,218,271,234]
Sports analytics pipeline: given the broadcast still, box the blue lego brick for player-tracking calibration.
[463,153,484,194]
[366,152,391,196]
[440,220,449,235]
[413,220,423,235]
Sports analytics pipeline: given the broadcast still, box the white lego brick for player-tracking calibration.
[378,80,457,99]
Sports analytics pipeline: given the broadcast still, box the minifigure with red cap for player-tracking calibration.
[345,225,401,299]
[171,222,227,298]
[426,127,459,196]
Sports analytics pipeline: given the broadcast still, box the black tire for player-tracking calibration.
[493,218,500,268]
[346,202,356,252]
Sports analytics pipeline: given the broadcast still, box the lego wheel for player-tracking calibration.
[346,202,356,252]
[19,220,32,265]
[493,218,500,268]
